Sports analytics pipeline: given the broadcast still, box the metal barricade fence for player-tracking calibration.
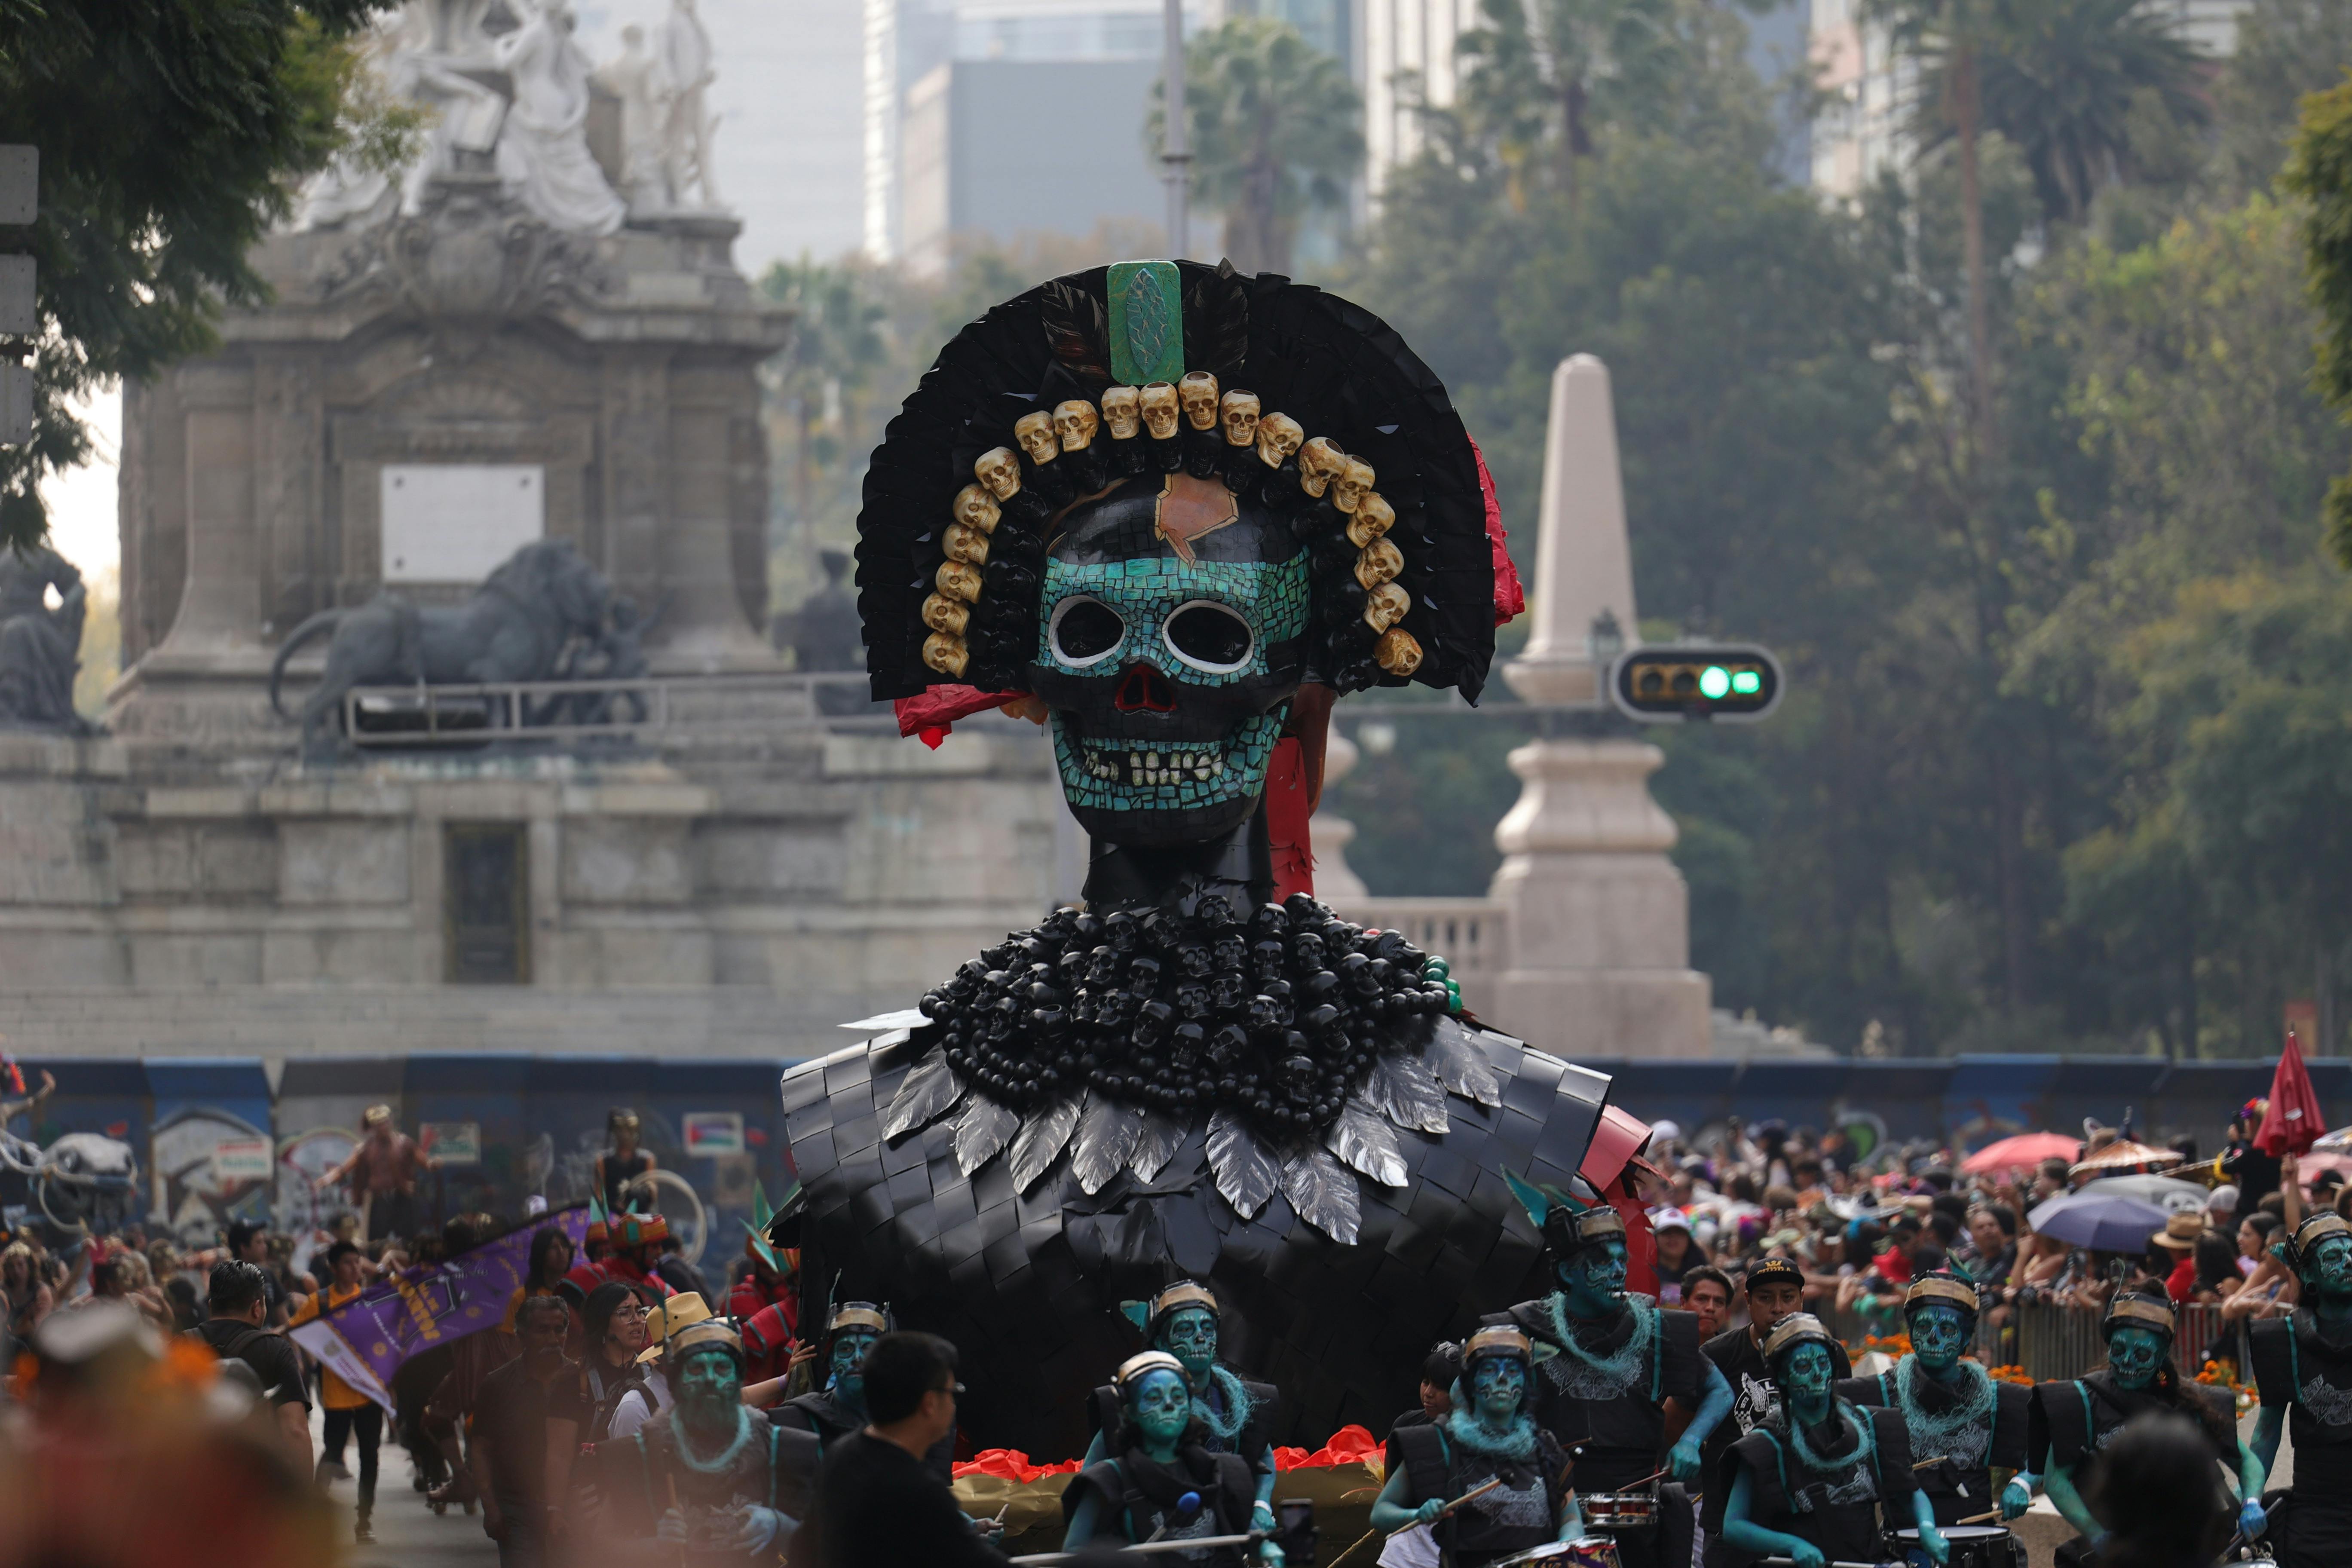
[1831,1298,2249,1385]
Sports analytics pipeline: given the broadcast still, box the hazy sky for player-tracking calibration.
[40,384,116,579]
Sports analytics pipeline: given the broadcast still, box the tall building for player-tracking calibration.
[1360,0,1475,199]
[866,0,1211,262]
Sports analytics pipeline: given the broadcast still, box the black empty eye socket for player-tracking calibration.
[1164,601,1254,671]
[1050,597,1126,665]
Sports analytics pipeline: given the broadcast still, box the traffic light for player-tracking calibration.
[1610,646,1783,723]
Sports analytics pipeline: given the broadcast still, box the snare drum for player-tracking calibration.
[1580,1493,1660,1531]
[1894,1524,2017,1568]
[1490,1545,1576,1568]
[1492,1542,1620,1568]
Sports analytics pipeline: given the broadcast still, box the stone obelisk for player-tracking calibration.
[1489,355,1711,1057]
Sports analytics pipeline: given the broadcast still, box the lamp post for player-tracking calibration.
[1161,0,1189,257]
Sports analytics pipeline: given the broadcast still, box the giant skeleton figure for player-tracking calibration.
[1836,1274,2037,1529]
[2033,1292,2266,1566]
[779,258,1612,1458]
[1491,1173,1734,1568]
[2249,1212,2352,1568]
[1720,1315,1948,1568]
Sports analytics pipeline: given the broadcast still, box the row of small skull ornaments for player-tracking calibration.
[918,371,1421,695]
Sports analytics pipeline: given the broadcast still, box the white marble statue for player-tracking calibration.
[296,0,506,230]
[652,0,721,209]
[592,24,668,215]
[492,0,626,235]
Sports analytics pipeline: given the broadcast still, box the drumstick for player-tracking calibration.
[1326,1477,1511,1568]
[1953,1509,2003,1525]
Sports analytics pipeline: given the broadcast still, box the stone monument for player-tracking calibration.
[1488,355,1711,1056]
[0,0,1061,1059]
[0,542,89,732]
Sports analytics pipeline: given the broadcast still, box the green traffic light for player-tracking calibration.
[1731,669,1761,695]
[1698,665,1731,700]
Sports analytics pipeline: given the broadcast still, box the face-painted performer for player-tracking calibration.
[1085,1283,1281,1531]
[791,257,1633,1463]
[1495,1173,1735,1568]
[605,1321,821,1563]
[777,1303,883,1436]
[1720,1314,1948,1568]
[1066,1351,1286,1567]
[2247,1211,2352,1568]
[1370,1325,1583,1568]
[2034,1291,2265,1562]
[1697,1259,1855,1553]
[1835,1273,2037,1525]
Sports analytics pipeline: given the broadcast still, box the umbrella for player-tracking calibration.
[2027,1189,2173,1253]
[2313,1125,2352,1152]
[2258,1031,2325,1158]
[2075,1173,2211,1213]
[1961,1132,2081,1174]
[2069,1139,2176,1178]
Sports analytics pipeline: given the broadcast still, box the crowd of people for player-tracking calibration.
[1635,1103,2328,1349]
[0,1096,2338,1568]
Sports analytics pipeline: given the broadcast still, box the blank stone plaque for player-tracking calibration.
[381,464,545,583]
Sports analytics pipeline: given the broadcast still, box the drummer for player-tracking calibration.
[1084,1282,1281,1539]
[2033,1291,2265,1565]
[1836,1273,2036,1527]
[2248,1211,2352,1568]
[1497,1176,1734,1568]
[1697,1260,1853,1568]
[1064,1351,1283,1567]
[1717,1314,1949,1568]
[1371,1325,1583,1568]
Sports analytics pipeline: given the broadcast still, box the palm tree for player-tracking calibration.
[1456,0,1678,212]
[1150,18,1362,273]
[1928,0,2209,225]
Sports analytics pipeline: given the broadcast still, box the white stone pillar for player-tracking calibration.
[1505,355,1640,710]
[1488,354,1711,1057]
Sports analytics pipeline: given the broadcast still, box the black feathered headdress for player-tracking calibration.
[855,259,1498,704]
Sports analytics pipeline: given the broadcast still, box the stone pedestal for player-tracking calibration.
[110,187,793,748]
[1486,738,1711,1056]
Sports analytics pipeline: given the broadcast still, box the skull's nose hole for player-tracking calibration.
[1113,664,1178,714]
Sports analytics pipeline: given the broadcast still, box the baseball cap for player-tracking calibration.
[1745,1257,1804,1293]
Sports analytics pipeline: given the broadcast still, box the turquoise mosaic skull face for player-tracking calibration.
[1026,479,1309,847]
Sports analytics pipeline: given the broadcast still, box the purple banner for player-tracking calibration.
[301,1208,588,1396]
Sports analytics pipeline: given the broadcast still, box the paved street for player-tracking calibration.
[311,1409,497,1568]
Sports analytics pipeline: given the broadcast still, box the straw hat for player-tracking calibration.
[634,1292,715,1363]
[2150,1211,2204,1253]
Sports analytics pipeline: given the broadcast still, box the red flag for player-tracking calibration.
[2257,1029,2326,1157]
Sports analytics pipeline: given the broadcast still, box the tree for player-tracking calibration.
[1455,0,1684,211]
[758,257,890,596]
[2285,72,2352,568]
[1150,18,1360,273]
[0,1,402,551]
[1964,0,2208,226]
